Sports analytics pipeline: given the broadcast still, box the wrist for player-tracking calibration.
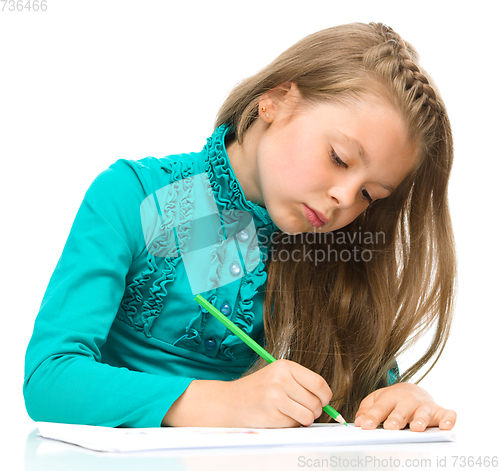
[162,379,230,427]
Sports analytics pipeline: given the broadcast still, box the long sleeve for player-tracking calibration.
[23,160,195,428]
[388,361,400,385]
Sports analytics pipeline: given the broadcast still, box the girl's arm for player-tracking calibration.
[162,359,334,428]
[23,160,196,428]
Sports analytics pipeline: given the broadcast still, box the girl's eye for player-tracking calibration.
[329,149,374,205]
[361,187,374,205]
[329,149,348,168]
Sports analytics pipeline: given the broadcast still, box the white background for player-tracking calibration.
[1,0,498,468]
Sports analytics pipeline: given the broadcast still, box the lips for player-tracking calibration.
[304,204,328,227]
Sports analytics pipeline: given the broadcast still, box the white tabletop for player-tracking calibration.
[15,420,498,471]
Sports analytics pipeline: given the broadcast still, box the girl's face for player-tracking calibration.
[226,83,418,234]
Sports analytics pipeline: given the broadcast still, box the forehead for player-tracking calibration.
[317,97,412,146]
[316,97,419,180]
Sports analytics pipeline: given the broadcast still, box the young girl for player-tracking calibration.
[24,22,457,431]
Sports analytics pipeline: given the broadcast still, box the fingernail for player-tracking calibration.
[354,418,361,427]
[444,420,452,429]
[415,420,424,429]
[388,419,399,429]
[364,418,374,428]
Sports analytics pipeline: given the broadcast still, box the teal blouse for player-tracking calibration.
[24,124,398,428]
[24,124,281,427]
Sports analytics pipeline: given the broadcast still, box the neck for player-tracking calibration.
[225,121,266,208]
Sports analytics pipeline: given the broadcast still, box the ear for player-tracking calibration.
[258,82,302,123]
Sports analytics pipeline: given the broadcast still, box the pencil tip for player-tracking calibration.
[335,414,348,426]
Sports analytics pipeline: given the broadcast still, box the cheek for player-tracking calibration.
[278,142,325,188]
[258,140,301,189]
[335,208,366,231]
[258,133,326,197]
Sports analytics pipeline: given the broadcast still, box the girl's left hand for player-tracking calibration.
[354,383,457,431]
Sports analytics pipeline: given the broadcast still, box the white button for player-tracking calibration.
[229,262,241,276]
[237,229,249,242]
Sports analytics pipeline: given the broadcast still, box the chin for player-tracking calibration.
[270,216,303,235]
[267,204,317,235]
[276,223,312,236]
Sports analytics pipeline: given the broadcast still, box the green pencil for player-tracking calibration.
[194,294,348,426]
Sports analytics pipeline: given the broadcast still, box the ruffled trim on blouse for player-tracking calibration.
[120,123,279,359]
[202,124,279,359]
[120,160,194,335]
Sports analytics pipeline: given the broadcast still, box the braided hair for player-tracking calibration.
[363,23,447,166]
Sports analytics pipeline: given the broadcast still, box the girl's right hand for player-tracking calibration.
[224,359,333,428]
[162,359,333,428]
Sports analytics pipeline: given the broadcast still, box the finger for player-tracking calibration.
[408,405,433,432]
[431,408,457,430]
[383,402,419,430]
[359,397,398,430]
[286,381,325,422]
[354,394,376,426]
[354,414,365,427]
[287,361,333,408]
[277,394,318,427]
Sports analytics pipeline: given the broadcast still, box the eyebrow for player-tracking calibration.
[338,132,396,194]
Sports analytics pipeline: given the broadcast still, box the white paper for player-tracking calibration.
[36,422,456,453]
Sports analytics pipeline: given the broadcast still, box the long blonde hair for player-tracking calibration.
[215,22,456,422]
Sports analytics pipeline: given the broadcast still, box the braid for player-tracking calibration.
[366,22,443,128]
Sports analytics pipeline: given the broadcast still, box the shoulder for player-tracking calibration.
[77,151,204,258]
[88,151,204,200]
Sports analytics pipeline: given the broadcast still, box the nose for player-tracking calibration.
[328,181,359,209]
